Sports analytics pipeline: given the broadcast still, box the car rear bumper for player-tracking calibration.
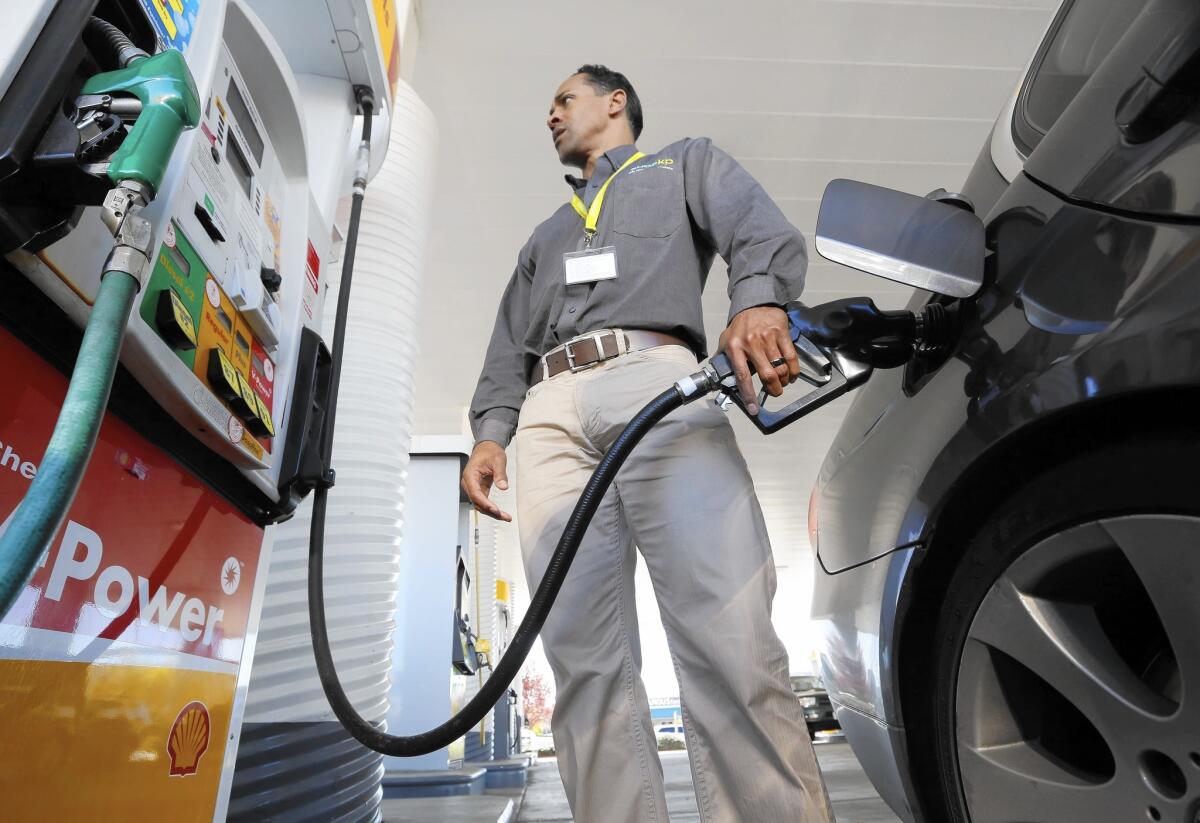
[813,545,925,819]
[812,546,915,721]
[831,700,920,822]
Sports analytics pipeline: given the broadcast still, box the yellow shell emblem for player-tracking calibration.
[167,701,211,777]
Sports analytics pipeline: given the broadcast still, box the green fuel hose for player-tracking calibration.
[0,16,198,619]
[0,271,139,617]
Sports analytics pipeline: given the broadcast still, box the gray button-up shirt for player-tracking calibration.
[469,138,807,447]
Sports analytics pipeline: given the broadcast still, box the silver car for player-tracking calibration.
[810,0,1200,820]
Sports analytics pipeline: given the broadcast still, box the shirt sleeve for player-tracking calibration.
[468,238,536,449]
[682,137,807,323]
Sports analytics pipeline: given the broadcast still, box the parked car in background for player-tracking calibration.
[790,675,839,739]
[521,727,556,755]
[809,1,1200,821]
[655,724,687,747]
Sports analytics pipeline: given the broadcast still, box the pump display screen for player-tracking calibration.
[226,79,264,165]
[166,241,190,279]
[227,136,254,199]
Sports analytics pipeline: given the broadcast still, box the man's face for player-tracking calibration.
[547,74,616,167]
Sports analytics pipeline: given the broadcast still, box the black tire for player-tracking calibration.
[925,431,1200,823]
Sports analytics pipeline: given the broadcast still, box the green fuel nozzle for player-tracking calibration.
[80,49,201,196]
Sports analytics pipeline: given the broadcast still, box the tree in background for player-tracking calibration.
[522,672,554,733]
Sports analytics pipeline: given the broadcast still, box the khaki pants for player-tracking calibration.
[514,343,833,823]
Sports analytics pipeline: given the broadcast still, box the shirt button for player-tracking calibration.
[568,307,577,314]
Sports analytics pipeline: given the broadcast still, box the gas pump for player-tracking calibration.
[452,545,480,677]
[0,2,397,819]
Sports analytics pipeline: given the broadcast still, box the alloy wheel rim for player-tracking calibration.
[955,514,1200,823]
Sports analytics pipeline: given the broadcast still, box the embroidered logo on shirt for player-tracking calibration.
[627,158,676,175]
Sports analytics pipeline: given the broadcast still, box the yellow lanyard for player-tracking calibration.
[570,151,646,246]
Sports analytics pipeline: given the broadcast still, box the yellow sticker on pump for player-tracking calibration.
[236,373,258,416]
[254,394,275,438]
[214,350,240,397]
[168,290,197,346]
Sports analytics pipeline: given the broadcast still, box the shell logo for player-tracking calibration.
[220,556,241,595]
[167,701,211,777]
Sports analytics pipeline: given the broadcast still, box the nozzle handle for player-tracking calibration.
[80,49,201,195]
[710,296,940,433]
[711,346,872,434]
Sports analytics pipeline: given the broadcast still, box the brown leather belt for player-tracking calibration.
[530,329,691,386]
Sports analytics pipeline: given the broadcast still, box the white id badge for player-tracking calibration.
[563,246,619,285]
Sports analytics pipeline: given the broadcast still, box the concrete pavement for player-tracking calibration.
[515,742,900,822]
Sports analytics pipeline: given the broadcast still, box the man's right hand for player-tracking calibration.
[462,440,512,522]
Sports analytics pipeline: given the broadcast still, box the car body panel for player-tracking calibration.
[816,170,1200,818]
[813,547,916,725]
[811,2,1200,818]
[815,172,1200,575]
[831,700,920,823]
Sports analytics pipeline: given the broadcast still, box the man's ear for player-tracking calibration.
[609,88,627,120]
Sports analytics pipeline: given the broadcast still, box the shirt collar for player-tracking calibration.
[563,143,640,192]
[602,143,640,169]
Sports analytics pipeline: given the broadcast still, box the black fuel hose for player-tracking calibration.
[84,17,149,70]
[310,385,688,756]
[308,88,709,756]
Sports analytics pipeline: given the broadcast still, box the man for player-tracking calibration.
[462,65,833,823]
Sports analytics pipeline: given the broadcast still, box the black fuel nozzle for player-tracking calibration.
[791,297,911,369]
[697,303,871,434]
[790,297,955,368]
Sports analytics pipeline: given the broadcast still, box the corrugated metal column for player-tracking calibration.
[228,81,437,823]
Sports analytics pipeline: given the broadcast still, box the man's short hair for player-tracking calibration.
[576,64,643,139]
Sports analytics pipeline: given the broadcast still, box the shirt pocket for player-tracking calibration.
[612,170,684,239]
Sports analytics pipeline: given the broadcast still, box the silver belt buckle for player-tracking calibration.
[564,341,582,372]
[564,339,590,373]
[565,331,611,373]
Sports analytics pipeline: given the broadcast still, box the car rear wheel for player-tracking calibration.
[928,433,1200,823]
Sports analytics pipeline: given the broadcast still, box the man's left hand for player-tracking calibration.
[718,305,800,414]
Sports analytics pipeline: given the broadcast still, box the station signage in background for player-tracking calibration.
[139,0,202,54]
[373,0,402,97]
[302,238,320,320]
